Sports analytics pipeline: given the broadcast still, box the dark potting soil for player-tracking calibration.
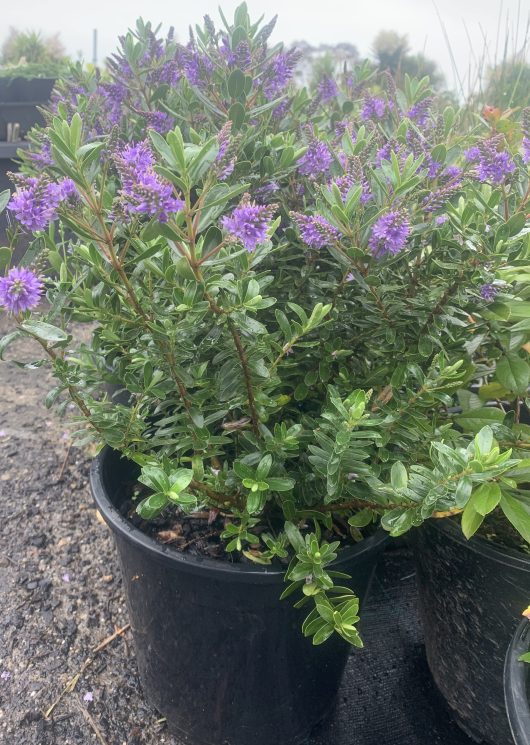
[122,481,374,564]
[0,314,476,745]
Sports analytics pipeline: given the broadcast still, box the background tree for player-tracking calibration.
[1,28,66,66]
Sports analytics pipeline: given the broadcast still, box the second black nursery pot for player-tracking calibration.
[413,518,530,745]
[91,446,388,745]
[505,619,530,745]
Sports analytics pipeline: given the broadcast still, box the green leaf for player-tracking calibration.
[266,477,296,492]
[0,189,10,214]
[500,493,530,543]
[227,68,246,98]
[138,466,170,494]
[496,355,530,396]
[390,461,408,490]
[456,407,505,433]
[21,321,68,344]
[168,468,194,494]
[284,521,305,553]
[136,493,168,520]
[256,454,272,480]
[468,482,501,516]
[0,330,22,359]
[461,503,485,539]
[228,102,246,130]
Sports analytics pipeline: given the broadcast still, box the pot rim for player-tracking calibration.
[426,515,530,571]
[504,619,530,745]
[90,446,389,583]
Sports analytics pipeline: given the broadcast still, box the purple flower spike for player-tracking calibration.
[0,267,43,314]
[361,96,386,121]
[114,141,184,222]
[407,98,433,126]
[368,211,410,258]
[299,139,333,177]
[480,283,500,302]
[291,212,341,248]
[221,195,277,252]
[8,176,76,232]
[318,77,338,103]
[466,137,515,185]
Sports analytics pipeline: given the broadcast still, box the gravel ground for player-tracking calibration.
[0,314,474,745]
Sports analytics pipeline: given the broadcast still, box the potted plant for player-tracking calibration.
[505,608,530,745]
[412,105,530,745]
[1,7,529,744]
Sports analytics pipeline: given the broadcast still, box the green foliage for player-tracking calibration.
[1,4,530,647]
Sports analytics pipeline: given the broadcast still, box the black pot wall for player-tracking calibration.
[91,446,388,745]
[413,518,530,745]
[505,619,530,745]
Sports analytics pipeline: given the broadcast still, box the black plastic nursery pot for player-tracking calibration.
[91,446,388,745]
[413,518,530,745]
[0,77,55,141]
[505,619,530,745]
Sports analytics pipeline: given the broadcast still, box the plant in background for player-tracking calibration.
[1,4,530,648]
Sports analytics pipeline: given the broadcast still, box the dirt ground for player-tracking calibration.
[0,314,177,745]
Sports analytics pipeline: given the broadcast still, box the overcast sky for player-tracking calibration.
[3,0,529,93]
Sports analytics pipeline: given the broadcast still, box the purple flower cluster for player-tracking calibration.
[0,267,43,314]
[407,98,433,126]
[480,283,500,302]
[114,141,184,222]
[140,110,175,134]
[221,195,277,252]
[299,139,333,177]
[368,211,410,258]
[9,176,76,232]
[262,51,299,100]
[291,212,341,248]
[216,123,236,179]
[318,77,338,103]
[465,137,516,184]
[332,157,372,204]
[361,96,386,121]
[423,166,463,213]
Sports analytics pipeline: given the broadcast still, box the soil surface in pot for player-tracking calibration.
[121,478,375,563]
[0,313,476,745]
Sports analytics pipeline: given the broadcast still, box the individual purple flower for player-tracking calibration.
[299,139,333,177]
[361,96,386,121]
[114,141,184,222]
[318,77,338,103]
[407,98,433,126]
[0,671,11,681]
[221,195,277,252]
[435,215,448,225]
[368,211,410,258]
[83,691,94,702]
[0,267,43,314]
[8,176,75,232]
[290,212,341,248]
[480,283,500,302]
